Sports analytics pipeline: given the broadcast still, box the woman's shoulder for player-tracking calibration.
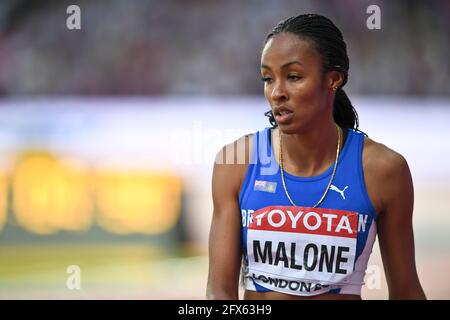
[212,133,255,195]
[362,135,409,174]
[362,135,412,214]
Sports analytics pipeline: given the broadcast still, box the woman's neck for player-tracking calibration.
[273,122,346,177]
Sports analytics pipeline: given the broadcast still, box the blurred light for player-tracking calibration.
[0,171,7,231]
[12,151,93,235]
[95,171,182,235]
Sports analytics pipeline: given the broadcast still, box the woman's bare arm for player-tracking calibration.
[206,136,251,299]
[375,149,426,299]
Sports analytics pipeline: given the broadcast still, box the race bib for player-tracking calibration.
[246,206,358,296]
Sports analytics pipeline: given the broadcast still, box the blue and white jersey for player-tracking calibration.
[239,127,378,296]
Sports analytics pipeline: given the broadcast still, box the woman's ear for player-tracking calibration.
[327,70,344,90]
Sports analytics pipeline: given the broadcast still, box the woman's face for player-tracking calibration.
[261,32,335,134]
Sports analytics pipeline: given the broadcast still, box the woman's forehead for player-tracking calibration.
[261,33,319,68]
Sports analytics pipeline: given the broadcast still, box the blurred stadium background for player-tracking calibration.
[0,0,449,299]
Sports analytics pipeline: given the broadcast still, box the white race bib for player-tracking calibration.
[246,206,358,296]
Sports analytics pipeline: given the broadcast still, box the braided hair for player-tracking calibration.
[263,14,364,134]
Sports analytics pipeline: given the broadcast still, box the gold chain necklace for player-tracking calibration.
[278,124,342,208]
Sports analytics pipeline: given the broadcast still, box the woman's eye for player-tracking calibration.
[261,77,272,83]
[288,75,301,81]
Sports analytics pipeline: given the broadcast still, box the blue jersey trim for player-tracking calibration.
[328,288,342,294]
[253,280,272,292]
[356,131,378,219]
[238,132,258,206]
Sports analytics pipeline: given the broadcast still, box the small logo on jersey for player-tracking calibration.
[254,180,277,193]
[330,184,348,200]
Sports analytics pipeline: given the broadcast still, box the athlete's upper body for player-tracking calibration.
[206,14,426,300]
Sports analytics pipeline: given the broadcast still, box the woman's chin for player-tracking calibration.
[277,122,304,135]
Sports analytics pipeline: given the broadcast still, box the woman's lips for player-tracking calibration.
[275,110,294,124]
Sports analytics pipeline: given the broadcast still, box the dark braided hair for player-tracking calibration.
[263,14,364,134]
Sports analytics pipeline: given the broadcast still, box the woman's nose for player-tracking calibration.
[271,82,288,101]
